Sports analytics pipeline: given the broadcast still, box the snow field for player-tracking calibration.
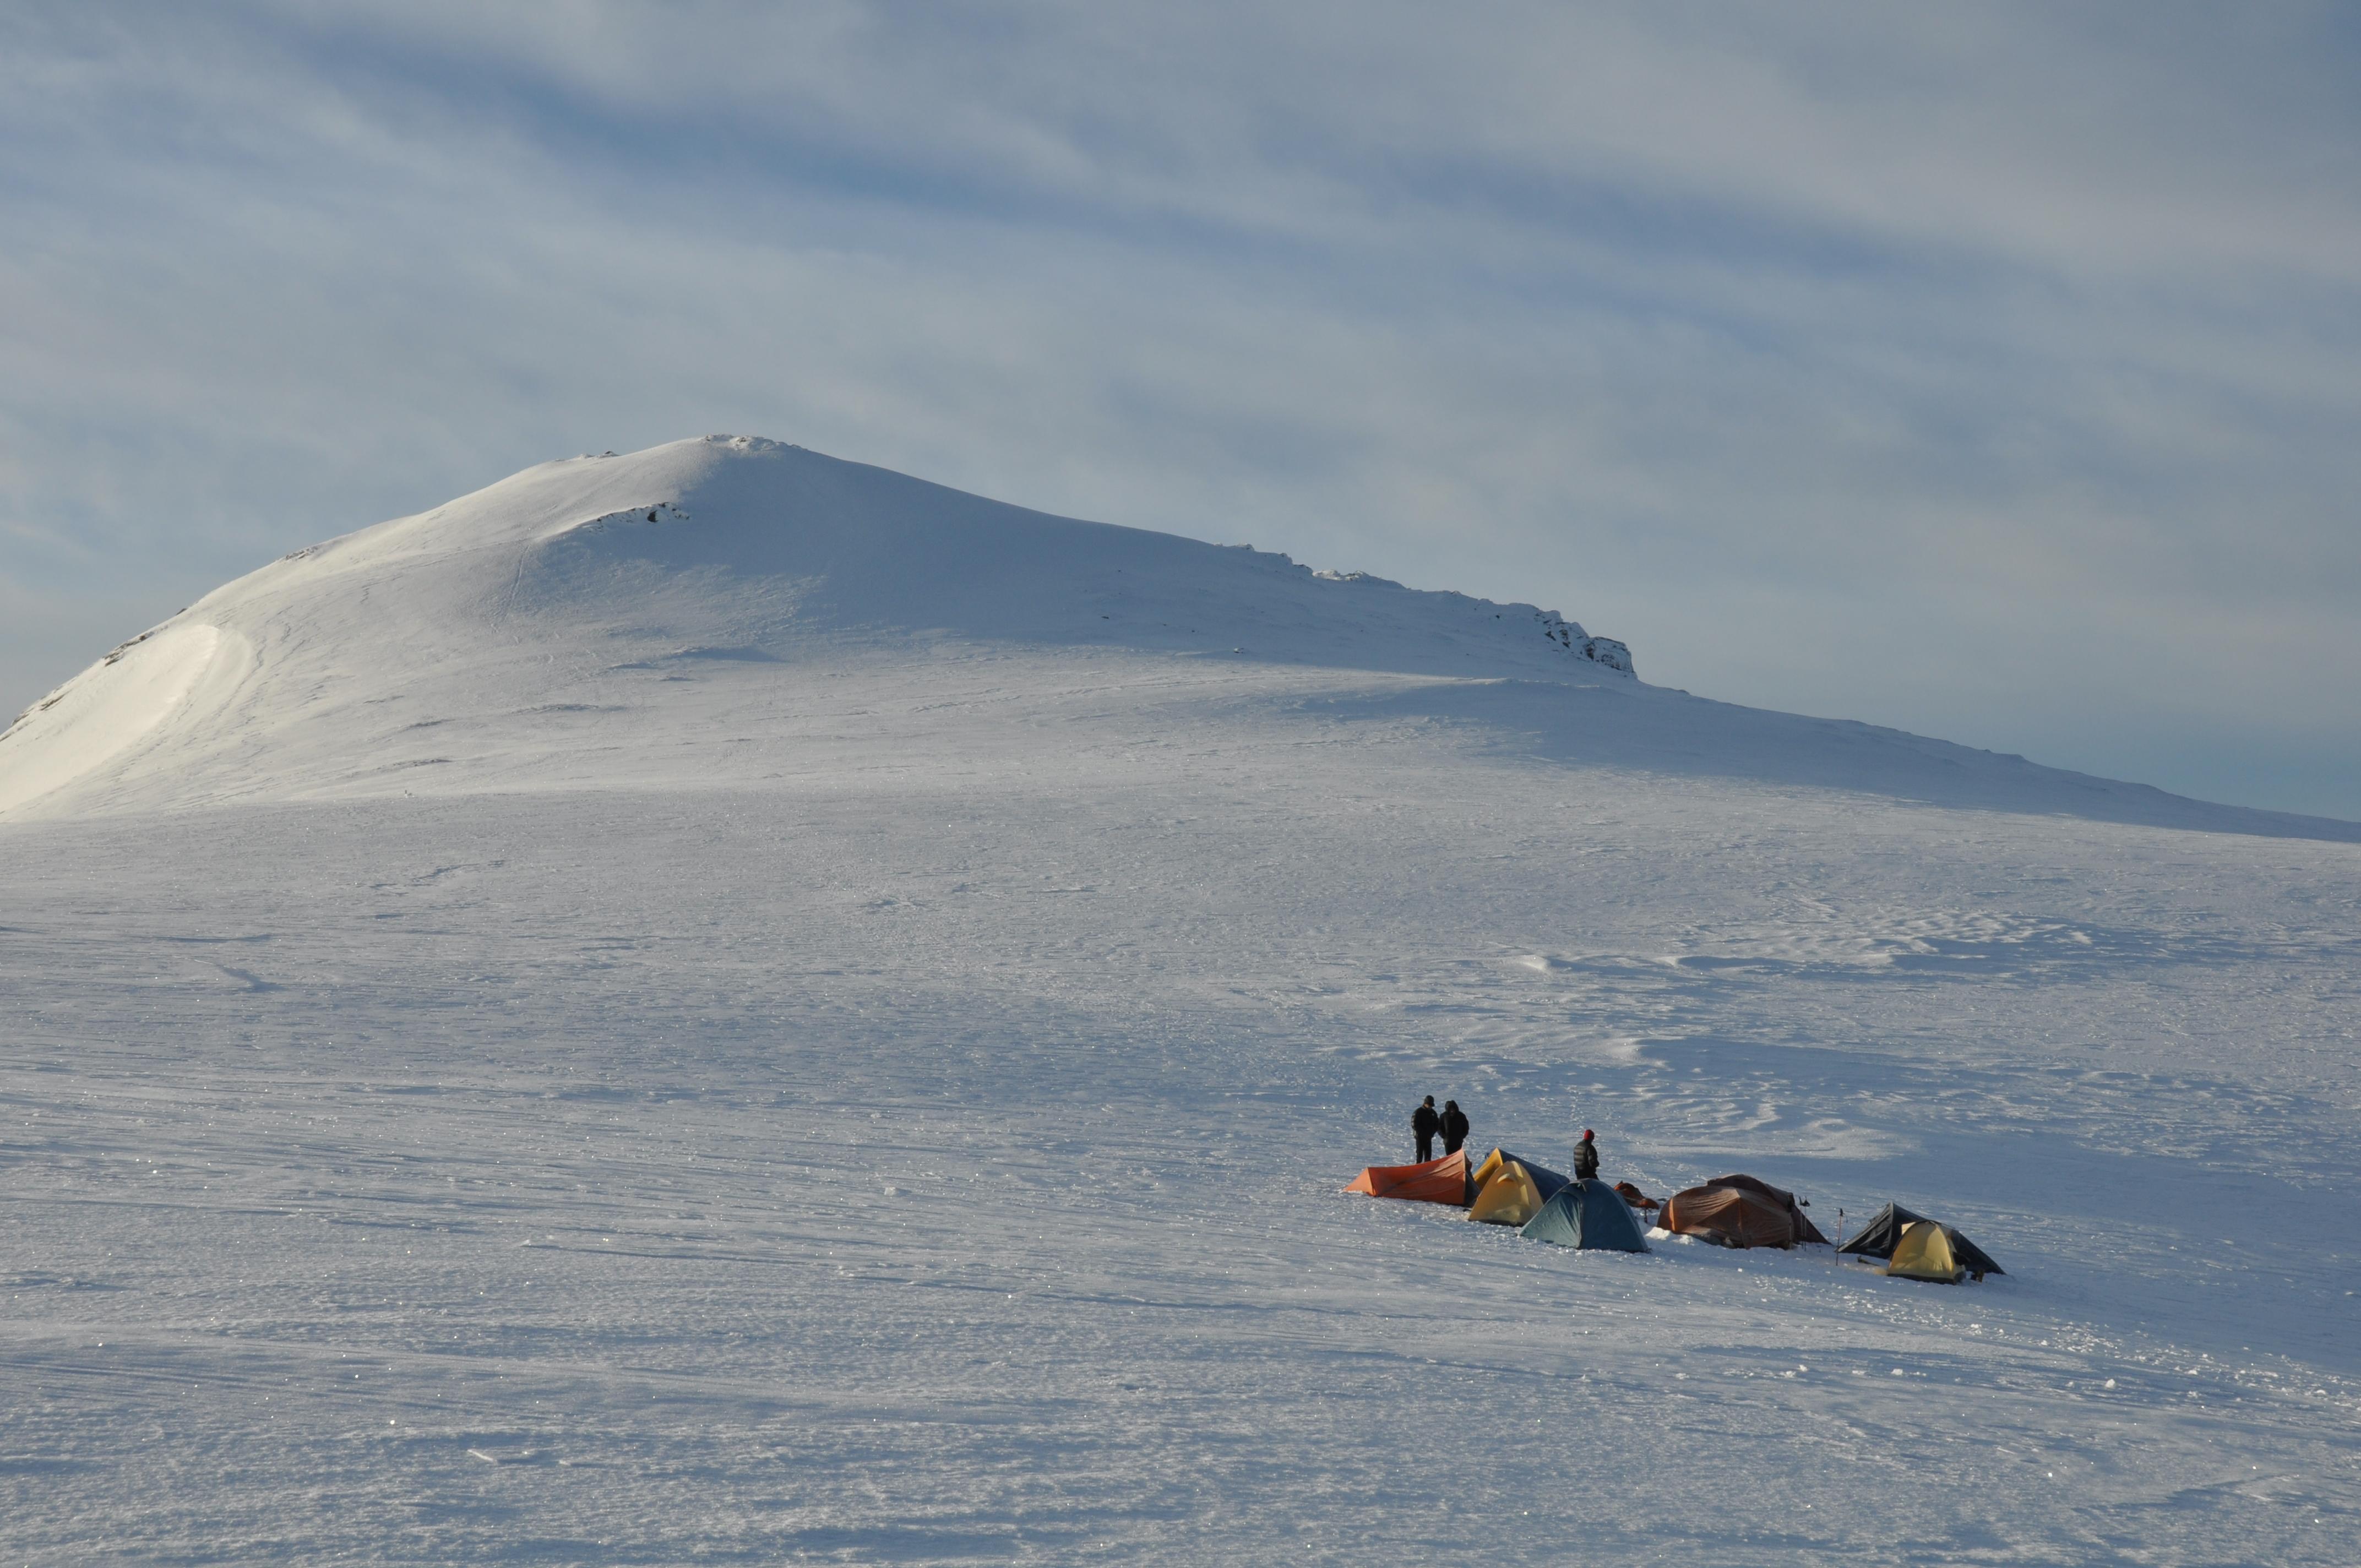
[2,435,2355,1562]
[4,741,2356,1562]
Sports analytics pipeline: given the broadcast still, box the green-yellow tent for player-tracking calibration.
[1887,1220,1967,1283]
[1838,1202,2003,1280]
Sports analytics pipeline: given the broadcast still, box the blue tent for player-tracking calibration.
[1519,1177,1650,1253]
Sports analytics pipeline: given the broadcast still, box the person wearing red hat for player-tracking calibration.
[1573,1128,1600,1182]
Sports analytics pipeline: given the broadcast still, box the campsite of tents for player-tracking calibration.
[1346,1146,2002,1288]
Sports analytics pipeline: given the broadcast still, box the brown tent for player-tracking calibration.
[1658,1173,1829,1249]
[1344,1148,1472,1206]
[1704,1174,1828,1245]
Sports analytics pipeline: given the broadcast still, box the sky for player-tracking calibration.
[4,1,2357,819]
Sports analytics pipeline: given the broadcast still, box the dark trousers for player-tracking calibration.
[1444,1137,1464,1155]
[1416,1137,1434,1162]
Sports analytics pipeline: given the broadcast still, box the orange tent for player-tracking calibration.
[1614,1180,1661,1215]
[1344,1148,1472,1206]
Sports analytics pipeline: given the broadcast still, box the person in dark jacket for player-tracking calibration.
[1573,1128,1600,1181]
[1439,1100,1470,1156]
[1411,1096,1441,1162]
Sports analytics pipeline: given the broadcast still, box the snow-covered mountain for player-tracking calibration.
[3,437,2355,1564]
[0,435,1633,817]
[4,433,2337,845]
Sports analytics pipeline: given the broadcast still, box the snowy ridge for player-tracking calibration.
[1309,565,1633,672]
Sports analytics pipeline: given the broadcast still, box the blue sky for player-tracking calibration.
[6,1,2358,816]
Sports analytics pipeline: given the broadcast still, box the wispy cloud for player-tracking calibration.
[3,1,2357,813]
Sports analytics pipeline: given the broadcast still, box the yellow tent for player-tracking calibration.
[1887,1219,1967,1284]
[1470,1160,1544,1226]
[1465,1148,1571,1227]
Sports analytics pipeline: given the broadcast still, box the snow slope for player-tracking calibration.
[2,437,2355,1564]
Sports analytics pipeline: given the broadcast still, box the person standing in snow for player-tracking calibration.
[1412,1096,1441,1162]
[1573,1128,1600,1182]
[1439,1099,1470,1156]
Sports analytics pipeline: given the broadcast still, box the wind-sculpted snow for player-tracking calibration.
[0,622,252,816]
[1,437,2356,1562]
